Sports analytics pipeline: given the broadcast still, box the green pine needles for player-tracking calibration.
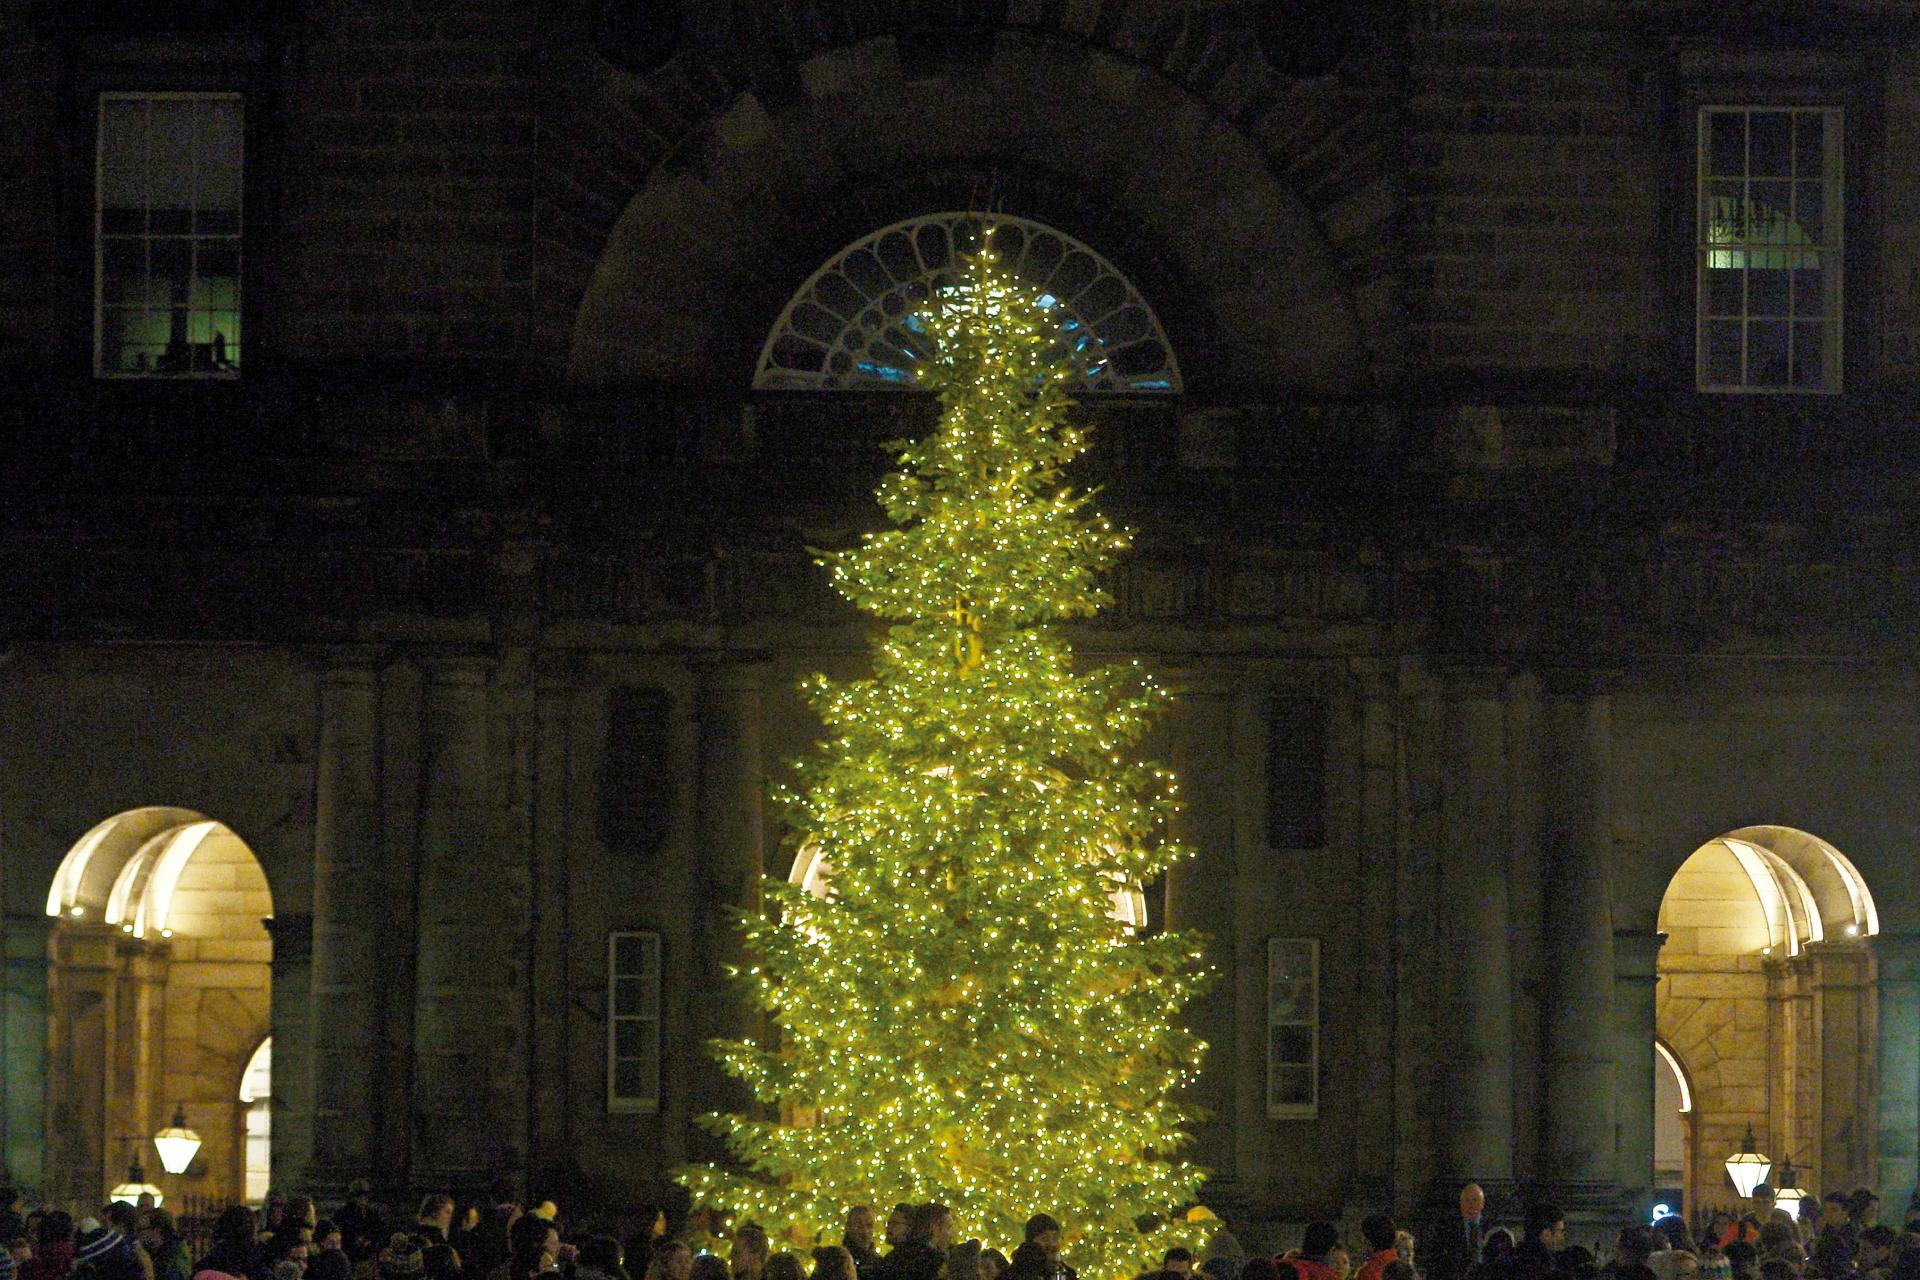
[676,240,1213,1277]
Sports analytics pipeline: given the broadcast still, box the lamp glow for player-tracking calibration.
[153,1104,201,1175]
[110,1155,163,1207]
[1774,1155,1807,1220]
[1726,1124,1772,1198]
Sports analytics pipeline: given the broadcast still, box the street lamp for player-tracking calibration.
[1726,1124,1773,1198]
[110,1151,163,1207]
[1774,1154,1808,1220]
[152,1104,202,1175]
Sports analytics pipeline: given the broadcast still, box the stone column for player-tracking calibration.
[0,912,52,1191]
[1164,681,1240,1191]
[1613,929,1666,1206]
[307,662,386,1189]
[411,657,529,1184]
[1352,660,1399,1203]
[1877,935,1920,1210]
[690,662,766,1134]
[1540,675,1620,1202]
[266,914,314,1190]
[1810,941,1875,1192]
[1435,671,1514,1188]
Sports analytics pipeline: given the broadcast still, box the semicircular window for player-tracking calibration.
[754,213,1182,393]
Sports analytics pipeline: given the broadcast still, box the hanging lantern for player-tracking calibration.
[1774,1154,1808,1220]
[1726,1124,1772,1198]
[153,1104,202,1175]
[110,1155,164,1207]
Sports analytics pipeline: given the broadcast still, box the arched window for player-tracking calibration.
[754,214,1182,393]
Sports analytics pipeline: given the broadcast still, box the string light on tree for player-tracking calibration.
[676,231,1214,1276]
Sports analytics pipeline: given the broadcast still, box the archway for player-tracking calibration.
[44,808,274,1208]
[1656,826,1878,1220]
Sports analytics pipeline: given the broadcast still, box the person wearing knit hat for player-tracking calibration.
[379,1235,424,1280]
[74,1224,143,1280]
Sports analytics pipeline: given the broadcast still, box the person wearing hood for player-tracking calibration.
[1282,1225,1344,1280]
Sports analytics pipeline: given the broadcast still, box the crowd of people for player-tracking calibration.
[0,1179,1913,1280]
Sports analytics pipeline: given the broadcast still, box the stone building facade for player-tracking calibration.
[0,0,1918,1241]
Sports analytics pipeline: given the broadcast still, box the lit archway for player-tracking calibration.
[1656,826,1878,1217]
[44,808,273,1209]
[239,1037,271,1206]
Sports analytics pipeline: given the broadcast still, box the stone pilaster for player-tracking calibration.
[1435,670,1514,1186]
[0,912,51,1192]
[1613,928,1666,1209]
[411,657,529,1184]
[1540,673,1621,1204]
[265,913,314,1191]
[308,661,386,1190]
[1352,659,1399,1206]
[1876,934,1920,1209]
[1164,679,1240,1193]
[1808,940,1875,1192]
[690,661,766,1132]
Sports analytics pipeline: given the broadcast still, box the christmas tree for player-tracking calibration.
[678,236,1211,1276]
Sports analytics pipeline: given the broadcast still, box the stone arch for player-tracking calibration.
[1656,827,1877,1219]
[564,31,1369,397]
[44,808,274,1209]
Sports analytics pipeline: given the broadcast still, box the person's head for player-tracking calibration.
[1526,1205,1565,1254]
[215,1207,255,1246]
[1483,1230,1514,1261]
[1618,1228,1659,1265]
[1754,1188,1779,1218]
[1008,1244,1050,1280]
[1460,1186,1486,1220]
[102,1204,138,1236]
[419,1199,454,1232]
[842,1208,873,1250]
[887,1210,914,1249]
[1757,1259,1799,1280]
[275,1260,307,1280]
[315,1223,343,1254]
[979,1250,1008,1280]
[578,1238,624,1276]
[919,1207,954,1253]
[646,1244,694,1280]
[691,1257,731,1280]
[1394,1232,1415,1266]
[763,1254,804,1280]
[1360,1217,1396,1256]
[1328,1246,1352,1279]
[1559,1246,1599,1280]
[812,1247,857,1280]
[1023,1218,1060,1263]
[1302,1224,1340,1264]
[734,1226,769,1273]
[1855,1193,1884,1228]
[1162,1250,1193,1278]
[1649,1253,1699,1280]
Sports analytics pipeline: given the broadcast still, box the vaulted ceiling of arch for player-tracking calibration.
[537,1,1401,395]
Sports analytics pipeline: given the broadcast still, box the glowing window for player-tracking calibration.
[1267,936,1319,1119]
[754,214,1181,393]
[607,931,662,1114]
[96,93,243,378]
[1697,107,1842,392]
[239,1037,271,1206]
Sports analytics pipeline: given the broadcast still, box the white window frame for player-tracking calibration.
[1695,105,1843,394]
[1266,935,1319,1119]
[95,91,245,379]
[607,930,662,1114]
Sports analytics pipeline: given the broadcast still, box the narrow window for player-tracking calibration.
[1266,696,1327,849]
[96,93,244,377]
[1697,107,1842,392]
[1267,936,1319,1118]
[607,931,662,1113]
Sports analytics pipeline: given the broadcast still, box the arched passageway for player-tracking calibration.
[44,807,274,1207]
[1656,826,1878,1219]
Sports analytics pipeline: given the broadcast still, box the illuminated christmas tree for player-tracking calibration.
[678,237,1211,1275]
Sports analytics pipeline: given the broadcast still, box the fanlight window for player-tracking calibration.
[755,214,1182,393]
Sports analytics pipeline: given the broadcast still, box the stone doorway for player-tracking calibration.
[1656,826,1878,1220]
[44,808,274,1208]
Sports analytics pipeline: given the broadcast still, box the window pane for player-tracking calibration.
[613,934,647,976]
[612,976,645,1017]
[1269,939,1312,983]
[1268,1064,1312,1108]
[1271,1024,1314,1064]
[1705,262,1743,316]
[1749,320,1790,386]
[1749,111,1792,178]
[1704,320,1743,386]
[101,239,145,306]
[613,1019,649,1059]
[1707,112,1745,178]
[1793,112,1825,178]
[1704,182,1744,244]
[100,99,146,213]
[148,99,197,213]
[1792,322,1827,389]
[1749,265,1789,317]
[1794,183,1824,244]
[1792,263,1826,319]
[613,1057,646,1101]
[198,98,243,209]
[1748,182,1791,243]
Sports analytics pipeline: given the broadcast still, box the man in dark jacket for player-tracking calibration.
[841,1208,879,1278]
